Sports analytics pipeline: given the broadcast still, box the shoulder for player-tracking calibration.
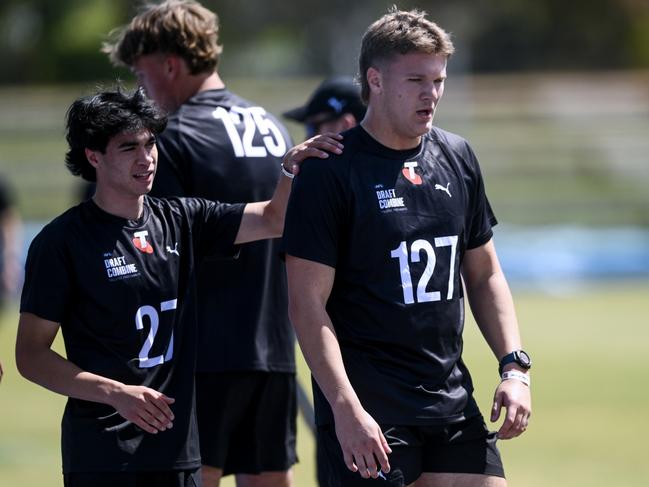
[227,90,292,136]
[145,195,194,216]
[28,204,84,255]
[308,125,373,174]
[40,204,84,236]
[427,126,482,175]
[428,126,473,156]
[145,195,227,218]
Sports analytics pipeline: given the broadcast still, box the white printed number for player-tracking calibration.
[134,299,177,368]
[212,106,287,158]
[390,236,458,304]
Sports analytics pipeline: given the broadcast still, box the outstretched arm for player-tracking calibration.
[286,255,391,479]
[235,134,343,244]
[462,239,531,439]
[15,312,175,434]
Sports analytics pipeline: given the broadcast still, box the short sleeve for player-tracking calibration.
[283,158,348,268]
[463,142,497,249]
[184,198,245,260]
[20,225,72,323]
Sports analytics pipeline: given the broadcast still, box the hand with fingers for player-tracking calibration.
[333,404,392,479]
[281,132,344,176]
[110,384,175,434]
[491,377,531,439]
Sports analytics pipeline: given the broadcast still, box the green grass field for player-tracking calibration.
[1,282,648,486]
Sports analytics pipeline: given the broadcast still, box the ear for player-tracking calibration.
[165,55,186,80]
[85,148,100,169]
[341,113,358,130]
[366,66,382,96]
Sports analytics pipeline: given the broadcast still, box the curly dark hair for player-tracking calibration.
[65,87,167,181]
[103,0,223,74]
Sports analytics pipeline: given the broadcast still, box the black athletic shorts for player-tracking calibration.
[63,468,200,487]
[317,415,504,486]
[195,371,298,475]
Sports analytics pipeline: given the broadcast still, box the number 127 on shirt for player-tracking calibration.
[390,236,458,304]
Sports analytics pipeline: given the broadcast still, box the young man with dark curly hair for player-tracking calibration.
[15,87,340,487]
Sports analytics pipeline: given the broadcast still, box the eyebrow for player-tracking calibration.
[116,135,156,150]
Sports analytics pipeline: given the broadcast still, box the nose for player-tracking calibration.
[422,81,442,102]
[136,146,155,165]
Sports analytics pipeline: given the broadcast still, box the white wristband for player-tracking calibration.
[501,370,530,386]
[281,163,295,179]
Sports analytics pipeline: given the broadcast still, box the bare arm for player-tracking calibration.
[0,208,21,297]
[15,312,175,434]
[286,255,391,479]
[235,134,343,244]
[462,239,531,438]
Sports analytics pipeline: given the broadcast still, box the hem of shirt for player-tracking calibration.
[284,251,336,270]
[195,363,296,374]
[316,411,482,428]
[467,229,494,250]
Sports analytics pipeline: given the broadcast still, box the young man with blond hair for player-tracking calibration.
[104,2,299,485]
[284,8,532,486]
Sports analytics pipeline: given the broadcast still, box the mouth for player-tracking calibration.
[133,170,154,182]
[416,108,434,120]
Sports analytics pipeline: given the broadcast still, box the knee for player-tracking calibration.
[201,464,223,487]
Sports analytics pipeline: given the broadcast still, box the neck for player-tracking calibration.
[92,191,145,220]
[360,106,422,151]
[175,72,225,109]
[196,71,225,92]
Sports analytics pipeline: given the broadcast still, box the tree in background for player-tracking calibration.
[1,0,648,81]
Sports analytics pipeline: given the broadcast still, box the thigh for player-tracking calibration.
[223,372,298,475]
[422,415,505,478]
[316,424,421,487]
[195,371,258,469]
[236,469,293,487]
[413,472,506,487]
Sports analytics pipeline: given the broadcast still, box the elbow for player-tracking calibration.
[15,347,30,380]
[15,341,38,382]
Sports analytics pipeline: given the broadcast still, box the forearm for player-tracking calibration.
[290,299,363,415]
[257,170,293,237]
[16,342,123,406]
[465,268,521,360]
[235,172,292,244]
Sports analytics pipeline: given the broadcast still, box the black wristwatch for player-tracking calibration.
[499,350,532,375]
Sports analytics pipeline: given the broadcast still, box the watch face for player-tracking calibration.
[517,350,532,367]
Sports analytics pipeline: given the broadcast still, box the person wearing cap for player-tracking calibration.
[284,76,366,138]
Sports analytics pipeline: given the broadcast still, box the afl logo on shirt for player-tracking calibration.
[132,230,154,254]
[402,161,423,185]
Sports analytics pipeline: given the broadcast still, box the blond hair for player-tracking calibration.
[103,0,223,74]
[359,7,455,103]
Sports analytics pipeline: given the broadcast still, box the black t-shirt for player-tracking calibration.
[150,89,295,373]
[284,126,497,426]
[20,196,244,473]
